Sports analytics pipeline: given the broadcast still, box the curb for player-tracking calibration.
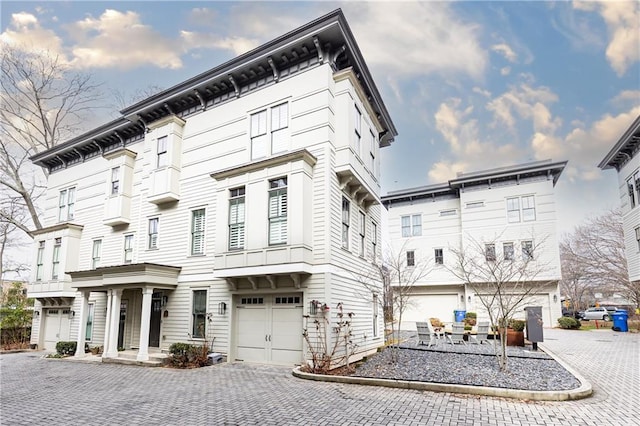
[292,346,593,401]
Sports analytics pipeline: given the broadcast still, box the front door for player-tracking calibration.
[149,292,162,347]
[117,301,127,349]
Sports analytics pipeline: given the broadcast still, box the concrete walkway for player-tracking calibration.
[0,328,637,425]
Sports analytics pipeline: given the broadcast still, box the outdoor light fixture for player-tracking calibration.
[33,310,40,318]
[218,302,227,315]
[162,295,168,307]
[553,294,558,303]
[460,295,464,303]
[309,300,321,315]
[468,296,471,302]
[68,310,75,319]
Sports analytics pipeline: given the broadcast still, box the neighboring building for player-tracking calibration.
[382,160,566,329]
[27,9,397,365]
[598,115,640,285]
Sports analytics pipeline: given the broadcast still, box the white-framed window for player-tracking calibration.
[636,227,640,251]
[507,197,520,223]
[507,196,536,223]
[268,178,287,245]
[58,187,76,222]
[85,302,95,342]
[229,187,246,250]
[503,242,514,261]
[522,195,536,222]
[251,103,289,160]
[371,221,377,260]
[372,294,378,338]
[522,240,534,260]
[51,237,61,280]
[401,214,422,237]
[406,250,415,267]
[192,289,207,339]
[148,218,159,250]
[123,234,134,264]
[157,136,168,168]
[36,241,45,281]
[485,244,496,262]
[91,239,102,269]
[359,211,366,257]
[354,105,362,156]
[434,248,444,265]
[191,208,206,255]
[635,172,640,207]
[369,130,376,174]
[342,197,350,249]
[111,167,120,195]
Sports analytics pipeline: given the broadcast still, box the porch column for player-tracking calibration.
[105,289,122,358]
[137,287,154,361]
[102,289,113,359]
[74,291,90,357]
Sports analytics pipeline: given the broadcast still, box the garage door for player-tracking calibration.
[43,308,71,351]
[235,294,303,365]
[473,295,551,327]
[403,294,459,328]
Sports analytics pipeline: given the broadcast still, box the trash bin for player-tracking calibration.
[612,310,629,332]
[454,309,466,323]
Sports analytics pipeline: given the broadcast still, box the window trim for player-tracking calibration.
[354,104,362,156]
[36,241,45,281]
[229,187,246,250]
[522,240,534,260]
[434,248,444,265]
[268,177,288,246]
[359,211,366,257]
[406,250,415,267]
[91,239,102,270]
[485,243,496,262]
[85,302,95,342]
[342,196,350,250]
[157,136,168,168]
[51,237,61,280]
[401,214,422,237]
[371,221,377,260]
[190,208,206,256]
[636,226,640,251]
[250,102,290,160]
[191,289,208,339]
[148,217,159,250]
[123,234,134,264]
[111,166,120,195]
[58,187,76,222]
[503,242,515,261]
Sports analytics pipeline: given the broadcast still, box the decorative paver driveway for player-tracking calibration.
[0,328,637,425]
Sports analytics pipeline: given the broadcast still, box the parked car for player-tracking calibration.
[579,307,616,321]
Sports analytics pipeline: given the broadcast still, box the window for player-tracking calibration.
[628,177,637,208]
[371,221,377,260]
[36,241,45,281]
[359,212,366,257]
[92,240,102,269]
[123,234,134,264]
[251,103,289,160]
[407,250,415,267]
[51,237,61,280]
[148,218,159,249]
[636,227,640,251]
[157,136,168,168]
[229,187,246,250]
[191,290,207,339]
[522,240,534,260]
[485,244,496,261]
[372,294,378,337]
[342,197,350,249]
[503,242,514,261]
[369,130,376,174]
[85,303,95,342]
[522,195,536,222]
[111,167,120,195]
[354,105,361,155]
[434,248,444,265]
[401,214,422,237]
[268,178,288,245]
[507,197,520,223]
[58,187,76,222]
[191,209,206,255]
[440,209,456,217]
[635,172,640,206]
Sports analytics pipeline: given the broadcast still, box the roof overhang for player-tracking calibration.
[68,263,181,291]
[598,115,640,171]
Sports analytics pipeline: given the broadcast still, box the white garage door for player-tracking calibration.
[236,294,303,365]
[473,295,551,327]
[403,294,459,329]
[43,308,71,351]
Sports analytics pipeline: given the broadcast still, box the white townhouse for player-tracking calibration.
[27,9,397,365]
[381,160,566,329]
[599,115,640,286]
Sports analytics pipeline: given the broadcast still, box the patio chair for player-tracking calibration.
[447,322,467,345]
[470,321,490,345]
[427,320,445,340]
[416,322,437,347]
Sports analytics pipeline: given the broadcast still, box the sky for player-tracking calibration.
[1,1,639,255]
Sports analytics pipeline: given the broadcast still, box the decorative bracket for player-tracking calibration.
[266,275,277,290]
[164,102,174,115]
[248,277,258,290]
[267,57,279,82]
[313,36,323,63]
[92,140,104,154]
[338,175,353,191]
[228,75,240,98]
[226,278,237,291]
[330,45,346,70]
[194,89,206,111]
[115,131,125,146]
[291,273,301,289]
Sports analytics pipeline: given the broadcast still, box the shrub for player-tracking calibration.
[168,342,210,368]
[56,341,77,356]
[465,312,477,319]
[557,317,581,329]
[429,318,443,328]
[509,319,525,332]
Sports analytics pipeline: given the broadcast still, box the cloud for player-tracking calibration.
[572,1,640,76]
[611,90,640,107]
[0,12,66,58]
[491,43,517,62]
[472,87,491,98]
[187,7,218,28]
[180,31,258,57]
[500,66,511,76]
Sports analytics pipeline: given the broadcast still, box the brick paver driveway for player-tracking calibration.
[1,328,637,425]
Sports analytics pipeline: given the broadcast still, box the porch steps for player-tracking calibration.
[102,350,169,367]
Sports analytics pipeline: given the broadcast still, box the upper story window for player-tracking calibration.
[36,241,45,281]
[342,197,350,250]
[635,227,640,251]
[111,167,120,195]
[485,243,496,262]
[627,176,637,208]
[51,237,61,280]
[371,221,377,260]
[406,250,415,267]
[157,136,168,168]
[123,234,134,264]
[369,130,376,174]
[503,242,514,261]
[507,195,536,223]
[148,218,159,250]
[251,103,289,160]
[434,248,444,265]
[92,239,102,269]
[58,187,76,222]
[268,178,288,245]
[191,208,206,255]
[359,211,366,257]
[522,240,534,260]
[354,105,362,156]
[229,187,246,250]
[401,214,422,237]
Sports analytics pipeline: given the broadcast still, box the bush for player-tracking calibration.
[557,317,581,329]
[465,312,477,319]
[168,342,210,368]
[509,319,526,332]
[56,341,77,356]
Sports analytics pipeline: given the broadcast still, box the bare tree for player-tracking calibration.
[0,44,102,275]
[559,241,594,312]
[448,234,555,372]
[561,209,637,308]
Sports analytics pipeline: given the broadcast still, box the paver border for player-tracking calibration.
[292,344,592,401]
